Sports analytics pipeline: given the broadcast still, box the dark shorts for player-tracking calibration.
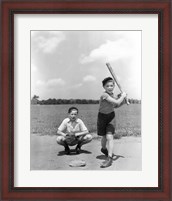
[97,111,115,136]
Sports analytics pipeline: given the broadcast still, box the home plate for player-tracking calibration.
[69,160,86,167]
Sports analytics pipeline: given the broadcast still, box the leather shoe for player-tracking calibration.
[101,157,113,168]
[64,146,70,155]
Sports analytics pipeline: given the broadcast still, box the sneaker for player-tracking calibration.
[75,144,81,154]
[101,148,108,156]
[101,157,113,168]
[64,146,70,155]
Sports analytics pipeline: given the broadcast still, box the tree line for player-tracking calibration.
[31,95,141,105]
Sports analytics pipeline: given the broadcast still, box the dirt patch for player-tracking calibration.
[31,134,141,170]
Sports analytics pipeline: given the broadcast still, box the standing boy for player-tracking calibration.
[97,77,127,168]
[57,107,92,155]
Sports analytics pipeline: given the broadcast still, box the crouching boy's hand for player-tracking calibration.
[65,133,77,144]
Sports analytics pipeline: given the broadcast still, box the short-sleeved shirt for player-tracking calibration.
[58,118,88,133]
[99,92,116,114]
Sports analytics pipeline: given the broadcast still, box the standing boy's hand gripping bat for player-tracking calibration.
[106,63,130,105]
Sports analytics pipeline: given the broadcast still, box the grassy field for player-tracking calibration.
[31,104,141,138]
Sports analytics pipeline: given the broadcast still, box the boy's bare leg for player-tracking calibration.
[106,133,113,157]
[101,135,107,149]
[56,136,70,155]
[75,134,92,154]
[101,133,113,168]
[101,136,109,156]
[56,136,66,146]
[79,134,92,146]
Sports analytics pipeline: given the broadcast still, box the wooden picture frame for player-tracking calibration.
[1,0,171,200]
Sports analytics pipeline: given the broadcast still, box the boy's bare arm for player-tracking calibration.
[57,129,67,137]
[74,130,89,137]
[113,94,127,108]
[106,92,126,106]
[114,99,126,108]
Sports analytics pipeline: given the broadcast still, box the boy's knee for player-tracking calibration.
[83,134,92,142]
[106,133,113,141]
[56,136,65,144]
[87,134,93,141]
[106,123,115,134]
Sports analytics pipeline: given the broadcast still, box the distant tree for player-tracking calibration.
[128,98,141,104]
[51,98,57,104]
[129,99,133,104]
[81,99,87,104]
[69,99,76,104]
[56,99,63,104]
[31,95,39,105]
[33,95,39,99]
[76,99,82,104]
[34,98,100,105]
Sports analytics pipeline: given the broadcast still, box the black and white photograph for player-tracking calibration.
[2,0,172,199]
[31,30,141,170]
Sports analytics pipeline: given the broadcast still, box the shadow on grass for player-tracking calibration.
[96,154,125,161]
[57,149,92,156]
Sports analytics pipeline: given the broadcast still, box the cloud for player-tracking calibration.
[83,75,96,82]
[32,31,65,54]
[80,37,136,64]
[47,78,65,87]
[70,83,83,88]
[36,78,66,87]
[36,80,45,86]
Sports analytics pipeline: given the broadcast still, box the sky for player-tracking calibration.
[31,31,141,100]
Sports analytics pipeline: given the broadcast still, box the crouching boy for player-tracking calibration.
[56,107,92,155]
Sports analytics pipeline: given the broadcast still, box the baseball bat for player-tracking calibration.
[106,62,130,105]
